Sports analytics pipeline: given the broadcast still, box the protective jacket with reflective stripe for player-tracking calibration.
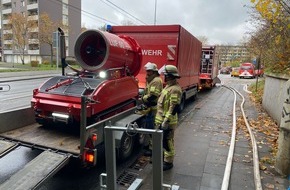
[142,75,163,110]
[155,80,182,125]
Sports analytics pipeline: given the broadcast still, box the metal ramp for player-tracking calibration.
[0,139,17,156]
[0,150,71,190]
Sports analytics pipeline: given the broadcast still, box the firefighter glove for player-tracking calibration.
[136,104,150,115]
[161,119,169,130]
[136,104,147,111]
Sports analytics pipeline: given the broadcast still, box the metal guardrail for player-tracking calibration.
[80,96,180,189]
[100,123,180,190]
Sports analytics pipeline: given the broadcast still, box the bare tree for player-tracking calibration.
[8,13,36,64]
[39,12,65,67]
[121,20,135,25]
[197,36,209,46]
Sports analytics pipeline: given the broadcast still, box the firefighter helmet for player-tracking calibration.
[144,62,158,71]
[163,65,180,78]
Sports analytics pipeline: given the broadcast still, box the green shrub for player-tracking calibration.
[31,60,39,67]
[248,79,265,104]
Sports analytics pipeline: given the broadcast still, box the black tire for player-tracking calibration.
[178,95,185,113]
[117,133,135,161]
[137,118,147,145]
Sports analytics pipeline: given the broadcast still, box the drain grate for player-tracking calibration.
[129,156,150,171]
[116,170,138,187]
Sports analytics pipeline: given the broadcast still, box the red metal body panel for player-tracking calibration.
[74,30,142,76]
[32,30,141,125]
[109,25,202,91]
[32,76,138,122]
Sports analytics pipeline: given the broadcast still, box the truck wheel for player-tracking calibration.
[118,133,134,161]
[178,95,185,113]
[136,118,146,145]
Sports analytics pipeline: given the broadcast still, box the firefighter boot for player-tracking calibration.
[163,162,173,171]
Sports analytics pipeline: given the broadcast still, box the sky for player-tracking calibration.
[81,0,254,45]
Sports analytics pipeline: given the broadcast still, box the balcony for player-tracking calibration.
[28,39,39,44]
[28,15,39,21]
[2,0,12,5]
[27,3,38,10]
[28,50,39,54]
[2,8,12,14]
[3,40,13,45]
[2,19,10,24]
[3,29,12,34]
[3,50,13,54]
[28,27,39,32]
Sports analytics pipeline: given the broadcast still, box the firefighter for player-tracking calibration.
[138,62,163,156]
[155,65,182,171]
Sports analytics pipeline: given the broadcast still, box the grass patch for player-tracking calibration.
[248,78,265,105]
[0,68,28,72]
[0,63,59,72]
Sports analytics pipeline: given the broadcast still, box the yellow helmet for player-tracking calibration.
[163,65,180,78]
[144,62,158,71]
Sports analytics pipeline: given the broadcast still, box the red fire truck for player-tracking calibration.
[239,62,256,79]
[199,46,220,90]
[108,25,202,112]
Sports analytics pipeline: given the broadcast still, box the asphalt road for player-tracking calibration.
[0,78,51,112]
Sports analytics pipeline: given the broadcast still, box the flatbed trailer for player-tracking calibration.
[0,123,80,155]
[0,104,145,190]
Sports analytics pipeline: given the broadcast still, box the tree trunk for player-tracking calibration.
[21,49,25,65]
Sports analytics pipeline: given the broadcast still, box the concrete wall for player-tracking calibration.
[0,107,35,133]
[262,74,290,125]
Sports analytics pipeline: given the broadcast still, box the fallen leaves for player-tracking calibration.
[236,101,280,180]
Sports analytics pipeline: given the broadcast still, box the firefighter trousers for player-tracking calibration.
[163,128,175,163]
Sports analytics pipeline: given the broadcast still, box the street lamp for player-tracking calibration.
[154,0,157,25]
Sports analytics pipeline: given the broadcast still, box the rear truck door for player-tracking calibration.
[0,140,71,190]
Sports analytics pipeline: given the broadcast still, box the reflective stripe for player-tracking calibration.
[142,76,163,105]
[164,138,174,162]
[155,83,181,125]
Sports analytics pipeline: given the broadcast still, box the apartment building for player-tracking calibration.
[1,0,81,63]
[214,45,252,67]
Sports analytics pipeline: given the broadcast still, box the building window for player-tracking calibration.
[21,0,25,6]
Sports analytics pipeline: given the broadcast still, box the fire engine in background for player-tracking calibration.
[0,29,147,189]
[108,25,202,112]
[239,62,256,79]
[199,46,219,90]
